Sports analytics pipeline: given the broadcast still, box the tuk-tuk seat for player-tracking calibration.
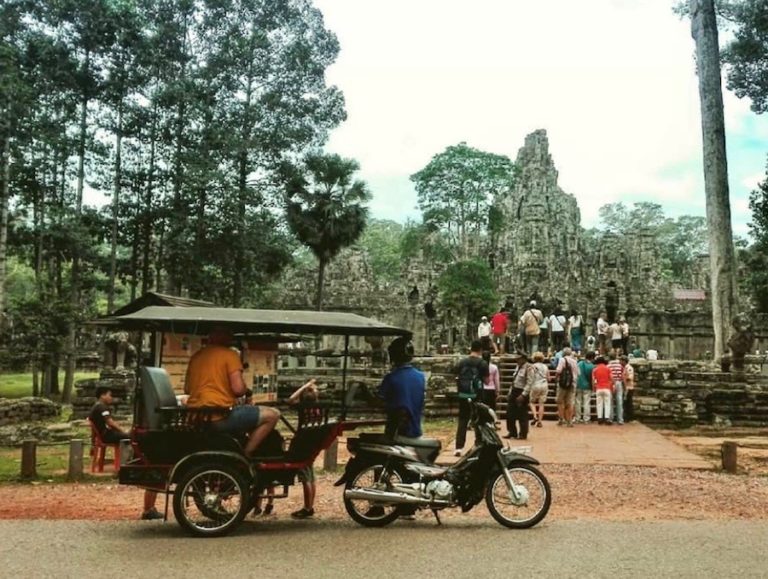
[286,422,337,462]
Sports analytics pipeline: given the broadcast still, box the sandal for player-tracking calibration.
[291,507,314,519]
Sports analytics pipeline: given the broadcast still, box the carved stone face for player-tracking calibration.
[731,313,751,333]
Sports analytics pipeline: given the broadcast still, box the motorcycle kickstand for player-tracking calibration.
[431,509,442,526]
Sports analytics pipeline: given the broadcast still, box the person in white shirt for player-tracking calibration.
[548,309,567,352]
[567,310,584,354]
[619,317,630,354]
[477,316,494,353]
[609,320,623,352]
[596,312,609,355]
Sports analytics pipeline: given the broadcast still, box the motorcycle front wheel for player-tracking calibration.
[343,464,405,527]
[486,464,551,529]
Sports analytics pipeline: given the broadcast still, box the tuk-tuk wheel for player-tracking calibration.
[172,463,250,537]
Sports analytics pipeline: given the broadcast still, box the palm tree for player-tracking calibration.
[283,153,371,310]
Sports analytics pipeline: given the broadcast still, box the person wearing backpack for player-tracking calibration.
[555,347,578,426]
[519,300,544,355]
[453,340,489,456]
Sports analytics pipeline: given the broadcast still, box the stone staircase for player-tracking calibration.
[496,355,595,421]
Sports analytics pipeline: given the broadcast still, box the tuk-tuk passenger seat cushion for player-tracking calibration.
[287,423,336,462]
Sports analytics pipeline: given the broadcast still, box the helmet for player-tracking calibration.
[388,336,414,365]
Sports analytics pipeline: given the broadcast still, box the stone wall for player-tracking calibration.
[70,369,136,420]
[0,397,61,426]
[632,359,768,426]
[276,353,768,427]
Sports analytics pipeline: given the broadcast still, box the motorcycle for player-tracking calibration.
[336,401,551,529]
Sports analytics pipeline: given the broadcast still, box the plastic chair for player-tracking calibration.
[88,419,121,473]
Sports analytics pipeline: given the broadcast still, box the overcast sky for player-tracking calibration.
[312,0,768,238]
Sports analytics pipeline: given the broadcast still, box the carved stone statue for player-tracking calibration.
[726,313,755,373]
[103,331,137,370]
[365,335,387,366]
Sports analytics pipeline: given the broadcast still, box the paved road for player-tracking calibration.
[2,518,766,578]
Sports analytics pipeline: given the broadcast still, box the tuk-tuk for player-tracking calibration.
[97,305,409,537]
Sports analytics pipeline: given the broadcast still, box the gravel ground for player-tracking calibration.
[0,463,765,522]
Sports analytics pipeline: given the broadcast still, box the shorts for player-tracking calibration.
[297,465,315,483]
[211,405,261,434]
[556,386,575,405]
[529,385,548,404]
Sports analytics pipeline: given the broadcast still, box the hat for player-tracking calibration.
[530,300,537,307]
[481,316,488,321]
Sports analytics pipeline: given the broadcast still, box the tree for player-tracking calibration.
[596,202,708,282]
[691,0,738,360]
[411,143,515,261]
[437,260,498,340]
[721,0,768,113]
[744,165,768,311]
[283,153,370,310]
[356,219,405,283]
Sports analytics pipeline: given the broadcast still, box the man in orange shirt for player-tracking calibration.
[185,327,280,457]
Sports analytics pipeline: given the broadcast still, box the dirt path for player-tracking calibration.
[1,464,765,522]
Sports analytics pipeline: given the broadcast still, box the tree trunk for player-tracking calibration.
[690,0,738,360]
[0,119,10,324]
[107,99,124,313]
[315,259,327,311]
[63,65,90,404]
[31,360,39,398]
[141,99,158,295]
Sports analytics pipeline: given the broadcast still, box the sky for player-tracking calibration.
[312,0,768,238]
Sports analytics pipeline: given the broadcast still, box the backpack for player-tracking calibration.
[558,358,574,390]
[458,359,484,399]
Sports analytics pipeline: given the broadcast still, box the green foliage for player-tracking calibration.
[745,165,768,311]
[437,260,498,333]
[675,0,768,114]
[596,202,708,282]
[283,153,371,309]
[411,143,515,260]
[1,0,347,375]
[399,220,454,264]
[0,371,98,399]
[356,219,405,282]
[721,0,768,114]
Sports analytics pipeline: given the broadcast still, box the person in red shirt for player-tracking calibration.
[490,310,509,355]
[592,356,614,424]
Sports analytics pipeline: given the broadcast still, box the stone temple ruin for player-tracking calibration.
[279,129,767,359]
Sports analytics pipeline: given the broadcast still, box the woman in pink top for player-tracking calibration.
[481,351,500,411]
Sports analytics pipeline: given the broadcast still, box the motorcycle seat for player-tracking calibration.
[358,432,441,450]
[393,435,441,450]
[405,463,448,477]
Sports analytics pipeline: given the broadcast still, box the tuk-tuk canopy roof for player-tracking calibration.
[97,306,411,338]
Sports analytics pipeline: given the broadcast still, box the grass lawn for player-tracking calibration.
[0,372,100,399]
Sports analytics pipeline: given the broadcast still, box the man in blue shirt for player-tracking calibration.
[378,337,426,438]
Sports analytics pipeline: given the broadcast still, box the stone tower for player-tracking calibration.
[495,129,583,311]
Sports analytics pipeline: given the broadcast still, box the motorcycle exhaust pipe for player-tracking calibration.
[344,488,450,507]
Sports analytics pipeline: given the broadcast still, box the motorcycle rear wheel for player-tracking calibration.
[486,464,551,529]
[343,464,405,527]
